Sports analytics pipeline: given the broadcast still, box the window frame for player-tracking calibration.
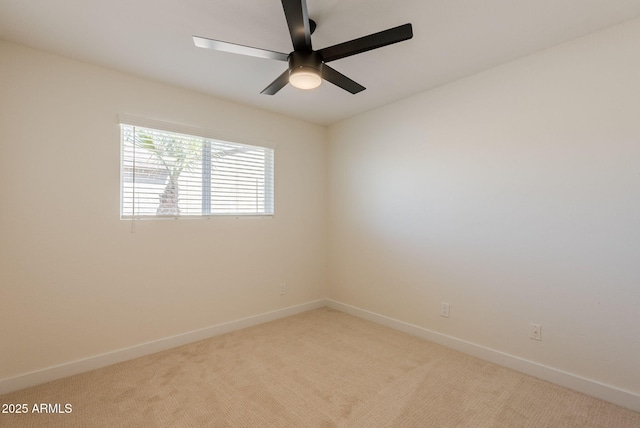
[119,115,275,220]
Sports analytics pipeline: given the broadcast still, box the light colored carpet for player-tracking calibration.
[1,307,638,427]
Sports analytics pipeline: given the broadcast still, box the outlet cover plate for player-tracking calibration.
[530,323,541,341]
[441,302,450,318]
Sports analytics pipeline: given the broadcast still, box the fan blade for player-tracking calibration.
[193,36,289,62]
[318,23,413,63]
[261,69,291,95]
[321,65,365,94]
[281,0,312,51]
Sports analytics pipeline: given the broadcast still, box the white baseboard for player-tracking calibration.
[0,299,326,395]
[326,299,640,413]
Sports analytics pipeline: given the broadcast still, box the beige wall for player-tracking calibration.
[0,41,327,379]
[328,18,640,395]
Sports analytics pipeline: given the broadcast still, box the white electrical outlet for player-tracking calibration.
[440,302,450,318]
[279,283,287,295]
[530,323,541,341]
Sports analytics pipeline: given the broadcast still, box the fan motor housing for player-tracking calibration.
[288,50,323,74]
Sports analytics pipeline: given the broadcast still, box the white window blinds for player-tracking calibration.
[120,122,274,218]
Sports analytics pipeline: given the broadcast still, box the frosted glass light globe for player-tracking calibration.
[289,67,322,90]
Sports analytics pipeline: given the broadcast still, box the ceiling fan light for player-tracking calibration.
[289,67,322,90]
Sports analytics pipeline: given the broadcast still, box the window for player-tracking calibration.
[120,119,274,219]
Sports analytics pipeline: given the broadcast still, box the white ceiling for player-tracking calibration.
[1,0,640,125]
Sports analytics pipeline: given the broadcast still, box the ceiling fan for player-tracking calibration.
[193,0,413,95]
